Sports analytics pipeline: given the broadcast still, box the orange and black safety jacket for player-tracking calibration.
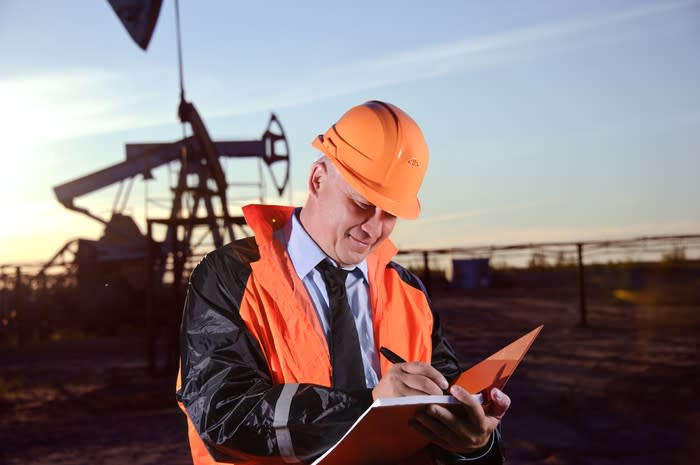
[176,204,503,464]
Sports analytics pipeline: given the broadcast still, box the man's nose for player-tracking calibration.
[361,208,385,237]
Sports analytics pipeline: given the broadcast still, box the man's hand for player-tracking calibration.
[372,362,449,400]
[412,385,510,454]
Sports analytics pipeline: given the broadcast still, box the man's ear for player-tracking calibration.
[307,161,328,197]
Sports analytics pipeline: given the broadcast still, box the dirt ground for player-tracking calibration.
[1,291,699,464]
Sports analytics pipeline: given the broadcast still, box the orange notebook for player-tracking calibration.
[311,325,543,465]
[452,324,543,396]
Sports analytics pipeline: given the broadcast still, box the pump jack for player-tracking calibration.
[50,96,290,372]
[29,1,292,371]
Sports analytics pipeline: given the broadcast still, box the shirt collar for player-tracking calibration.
[286,208,369,282]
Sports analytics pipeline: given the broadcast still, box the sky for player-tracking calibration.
[1,0,699,266]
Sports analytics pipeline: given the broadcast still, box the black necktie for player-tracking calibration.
[316,260,366,390]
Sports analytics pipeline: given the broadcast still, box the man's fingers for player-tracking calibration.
[399,362,449,391]
[410,417,452,450]
[449,384,483,409]
[372,362,448,399]
[400,373,446,396]
[412,407,454,449]
[414,404,491,451]
[484,387,511,419]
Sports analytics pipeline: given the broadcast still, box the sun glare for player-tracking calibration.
[0,83,39,201]
[0,80,71,263]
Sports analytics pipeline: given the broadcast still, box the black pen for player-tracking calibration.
[379,346,406,364]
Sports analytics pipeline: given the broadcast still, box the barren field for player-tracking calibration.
[1,291,698,464]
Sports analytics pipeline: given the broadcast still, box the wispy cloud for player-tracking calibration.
[413,199,563,226]
[393,219,700,251]
[203,0,699,118]
[0,66,173,146]
[4,0,696,142]
[391,201,560,250]
[575,108,700,141]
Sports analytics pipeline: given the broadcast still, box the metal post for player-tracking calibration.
[146,220,155,375]
[577,243,587,327]
[171,224,184,373]
[1,271,6,324]
[38,272,47,341]
[422,251,432,297]
[0,267,9,316]
[15,267,23,349]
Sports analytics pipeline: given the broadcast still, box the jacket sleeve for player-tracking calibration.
[429,306,505,464]
[176,249,373,463]
[407,268,506,465]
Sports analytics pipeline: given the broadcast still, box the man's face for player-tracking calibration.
[315,164,397,267]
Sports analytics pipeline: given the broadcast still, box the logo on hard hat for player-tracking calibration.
[407,158,420,167]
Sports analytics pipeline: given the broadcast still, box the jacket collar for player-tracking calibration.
[242,203,397,269]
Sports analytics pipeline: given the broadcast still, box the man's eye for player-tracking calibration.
[355,202,372,210]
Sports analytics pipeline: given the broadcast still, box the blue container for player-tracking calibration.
[452,258,491,289]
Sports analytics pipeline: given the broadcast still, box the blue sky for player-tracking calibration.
[1,0,699,264]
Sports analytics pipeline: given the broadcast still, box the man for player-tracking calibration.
[177,101,509,464]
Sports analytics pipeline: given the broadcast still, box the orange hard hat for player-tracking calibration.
[311,100,429,220]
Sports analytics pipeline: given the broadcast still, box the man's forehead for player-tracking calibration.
[322,155,386,211]
[338,175,372,205]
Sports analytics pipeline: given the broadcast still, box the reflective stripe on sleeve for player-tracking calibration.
[274,383,301,463]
